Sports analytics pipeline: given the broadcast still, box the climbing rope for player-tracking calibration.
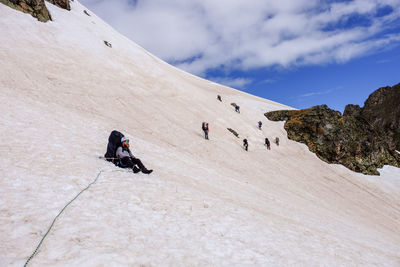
[24,169,124,266]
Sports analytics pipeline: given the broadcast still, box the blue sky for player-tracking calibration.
[80,0,400,112]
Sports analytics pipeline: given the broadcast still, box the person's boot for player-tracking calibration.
[132,166,140,173]
[142,169,153,174]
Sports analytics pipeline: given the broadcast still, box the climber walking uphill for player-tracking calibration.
[202,122,209,140]
[116,137,153,174]
[258,121,262,130]
[275,137,280,146]
[235,105,240,113]
[265,137,271,150]
[243,139,248,151]
[104,130,153,174]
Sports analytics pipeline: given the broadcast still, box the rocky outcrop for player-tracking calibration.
[265,104,400,175]
[0,0,51,22]
[356,83,400,151]
[343,104,361,117]
[0,0,72,22]
[46,0,70,11]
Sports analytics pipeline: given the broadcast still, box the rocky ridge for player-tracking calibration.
[0,0,71,22]
[265,84,400,175]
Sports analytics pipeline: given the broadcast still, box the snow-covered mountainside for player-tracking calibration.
[1,1,400,266]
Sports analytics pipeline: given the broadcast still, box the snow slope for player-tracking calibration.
[1,1,400,266]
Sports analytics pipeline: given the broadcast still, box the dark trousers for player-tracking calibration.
[204,130,209,139]
[120,157,148,171]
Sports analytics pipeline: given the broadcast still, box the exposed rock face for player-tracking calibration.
[357,84,400,151]
[265,104,400,175]
[343,104,361,117]
[0,0,72,22]
[0,0,51,22]
[46,0,70,11]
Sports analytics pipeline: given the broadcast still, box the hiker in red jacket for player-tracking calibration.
[202,122,209,140]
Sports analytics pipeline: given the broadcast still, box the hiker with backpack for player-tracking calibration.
[265,137,271,150]
[258,121,262,130]
[217,95,222,102]
[202,122,209,140]
[116,137,153,174]
[275,137,280,146]
[243,139,248,151]
[104,131,153,174]
[235,105,240,113]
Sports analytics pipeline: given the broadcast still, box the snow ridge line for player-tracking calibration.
[24,169,125,266]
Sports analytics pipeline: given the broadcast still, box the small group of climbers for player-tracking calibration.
[203,95,281,152]
[264,137,278,150]
[242,136,279,151]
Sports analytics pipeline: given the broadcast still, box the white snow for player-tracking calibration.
[1,1,400,266]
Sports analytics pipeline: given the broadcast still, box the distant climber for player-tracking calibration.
[235,105,240,113]
[275,137,280,146]
[217,95,222,102]
[116,137,153,174]
[202,122,209,140]
[258,121,262,130]
[265,138,271,150]
[243,139,248,151]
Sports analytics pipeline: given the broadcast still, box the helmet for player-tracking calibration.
[121,137,129,147]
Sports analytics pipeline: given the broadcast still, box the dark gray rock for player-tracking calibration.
[360,83,400,151]
[343,104,361,117]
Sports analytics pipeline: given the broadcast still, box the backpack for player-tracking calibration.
[104,130,124,165]
[202,122,207,130]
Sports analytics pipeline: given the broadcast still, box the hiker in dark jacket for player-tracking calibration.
[275,137,280,146]
[258,121,262,130]
[265,138,271,150]
[116,137,153,174]
[243,139,248,151]
[217,95,222,102]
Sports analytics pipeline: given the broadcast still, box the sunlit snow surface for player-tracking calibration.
[1,1,400,266]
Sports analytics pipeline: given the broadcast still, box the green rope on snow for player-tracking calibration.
[24,170,106,266]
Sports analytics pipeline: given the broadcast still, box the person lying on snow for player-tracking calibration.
[116,137,153,174]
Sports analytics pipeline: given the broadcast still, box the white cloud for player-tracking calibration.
[209,77,252,89]
[79,0,400,77]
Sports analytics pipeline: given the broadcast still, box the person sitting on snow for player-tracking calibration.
[116,137,153,174]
